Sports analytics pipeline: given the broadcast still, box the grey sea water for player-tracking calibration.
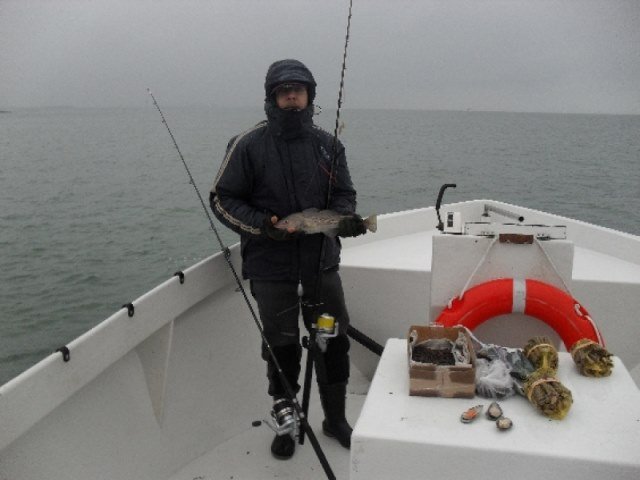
[1,107,639,385]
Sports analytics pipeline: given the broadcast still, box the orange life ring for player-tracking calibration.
[434,278,604,350]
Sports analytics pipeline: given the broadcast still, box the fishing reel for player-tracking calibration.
[265,397,300,438]
[312,313,339,353]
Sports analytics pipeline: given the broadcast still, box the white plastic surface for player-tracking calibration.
[351,339,640,480]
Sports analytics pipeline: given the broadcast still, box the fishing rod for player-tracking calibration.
[300,0,355,445]
[147,89,337,480]
[329,0,354,179]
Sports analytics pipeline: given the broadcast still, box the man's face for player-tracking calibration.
[274,83,309,110]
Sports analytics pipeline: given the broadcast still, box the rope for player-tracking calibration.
[534,239,604,345]
[448,237,498,308]
[533,238,572,293]
[525,342,556,357]
[526,377,561,402]
[570,338,597,353]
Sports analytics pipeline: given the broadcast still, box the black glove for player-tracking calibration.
[337,214,367,237]
[262,216,297,241]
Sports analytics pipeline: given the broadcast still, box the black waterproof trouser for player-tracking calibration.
[250,271,351,398]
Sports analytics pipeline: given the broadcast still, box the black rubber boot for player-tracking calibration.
[271,433,295,460]
[319,383,352,449]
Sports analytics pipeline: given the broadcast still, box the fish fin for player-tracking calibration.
[364,214,378,233]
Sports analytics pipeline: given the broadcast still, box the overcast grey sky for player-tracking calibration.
[2,0,639,113]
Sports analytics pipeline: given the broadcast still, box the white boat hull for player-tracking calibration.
[1,201,639,479]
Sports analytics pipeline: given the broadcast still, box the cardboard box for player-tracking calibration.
[408,325,476,398]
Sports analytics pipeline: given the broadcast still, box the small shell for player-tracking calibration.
[460,405,483,423]
[496,417,513,431]
[486,401,503,420]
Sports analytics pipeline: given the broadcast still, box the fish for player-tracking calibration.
[274,208,377,237]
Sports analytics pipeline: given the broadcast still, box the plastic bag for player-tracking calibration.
[463,327,535,398]
[475,358,515,398]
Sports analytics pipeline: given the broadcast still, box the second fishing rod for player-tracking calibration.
[299,0,356,447]
[147,89,337,480]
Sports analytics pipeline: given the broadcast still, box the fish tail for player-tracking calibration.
[364,214,378,233]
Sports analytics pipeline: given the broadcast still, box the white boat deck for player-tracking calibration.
[343,231,434,272]
[572,246,640,283]
[168,394,365,480]
[169,339,640,480]
[169,363,371,480]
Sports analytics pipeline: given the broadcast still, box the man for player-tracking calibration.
[210,59,365,460]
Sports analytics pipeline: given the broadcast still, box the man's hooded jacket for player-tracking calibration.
[210,59,357,281]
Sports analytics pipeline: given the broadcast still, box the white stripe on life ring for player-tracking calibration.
[512,278,527,313]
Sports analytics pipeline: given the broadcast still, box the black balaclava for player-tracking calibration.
[264,59,317,139]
